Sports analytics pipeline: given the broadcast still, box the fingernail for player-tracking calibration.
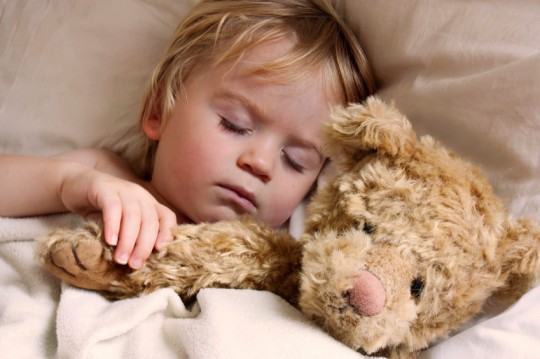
[109,234,118,246]
[130,258,142,269]
[116,253,128,265]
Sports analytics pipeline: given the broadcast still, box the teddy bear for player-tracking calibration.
[37,97,540,359]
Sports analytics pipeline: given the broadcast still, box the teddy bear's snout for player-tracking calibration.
[347,270,386,316]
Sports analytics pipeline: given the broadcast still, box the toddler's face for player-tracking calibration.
[144,38,337,227]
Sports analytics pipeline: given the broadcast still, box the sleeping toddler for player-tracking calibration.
[0,0,374,270]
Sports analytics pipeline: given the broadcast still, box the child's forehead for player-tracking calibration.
[205,37,342,104]
[190,50,336,122]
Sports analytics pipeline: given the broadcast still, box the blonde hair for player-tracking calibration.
[138,0,375,178]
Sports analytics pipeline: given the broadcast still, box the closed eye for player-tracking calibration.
[220,118,251,135]
[282,151,304,173]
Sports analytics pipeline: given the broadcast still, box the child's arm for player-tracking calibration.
[0,150,177,269]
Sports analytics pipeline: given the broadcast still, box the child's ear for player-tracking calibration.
[141,98,163,141]
[142,114,162,141]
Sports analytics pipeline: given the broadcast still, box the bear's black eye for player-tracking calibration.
[362,222,375,234]
[410,277,425,299]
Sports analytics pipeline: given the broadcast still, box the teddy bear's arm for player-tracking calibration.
[38,217,303,303]
[38,220,129,291]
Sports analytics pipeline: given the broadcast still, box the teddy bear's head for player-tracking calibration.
[297,97,540,357]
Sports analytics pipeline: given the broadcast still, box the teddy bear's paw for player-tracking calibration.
[38,221,128,291]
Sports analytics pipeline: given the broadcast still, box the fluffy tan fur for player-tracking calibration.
[38,97,540,359]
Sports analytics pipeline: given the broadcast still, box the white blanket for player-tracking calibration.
[0,214,370,359]
[1,214,539,359]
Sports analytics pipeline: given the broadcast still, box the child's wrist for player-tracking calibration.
[55,161,94,212]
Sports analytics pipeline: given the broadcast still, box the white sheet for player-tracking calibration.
[421,286,540,358]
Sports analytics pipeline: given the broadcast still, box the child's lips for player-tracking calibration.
[217,184,258,213]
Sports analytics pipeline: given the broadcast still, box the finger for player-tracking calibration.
[155,208,177,251]
[100,196,122,246]
[114,204,142,265]
[128,210,159,269]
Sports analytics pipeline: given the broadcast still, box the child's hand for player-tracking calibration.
[59,166,177,269]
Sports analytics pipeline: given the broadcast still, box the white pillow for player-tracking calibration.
[336,0,540,220]
[0,0,196,158]
[1,0,539,221]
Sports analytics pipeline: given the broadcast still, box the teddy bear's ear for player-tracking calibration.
[323,96,416,169]
[497,219,540,301]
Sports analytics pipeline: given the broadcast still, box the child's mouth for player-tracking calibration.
[217,184,257,213]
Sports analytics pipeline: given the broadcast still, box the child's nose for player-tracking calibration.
[237,144,276,183]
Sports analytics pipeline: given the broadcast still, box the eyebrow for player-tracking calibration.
[216,90,267,121]
[215,90,325,162]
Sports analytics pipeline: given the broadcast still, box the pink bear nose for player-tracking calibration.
[348,270,386,316]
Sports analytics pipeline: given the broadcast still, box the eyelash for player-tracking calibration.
[220,118,250,135]
[283,152,304,173]
[220,117,305,173]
